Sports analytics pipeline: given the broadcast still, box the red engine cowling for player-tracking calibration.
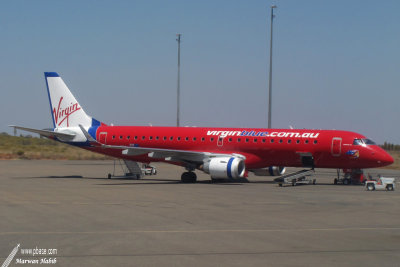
[250,166,286,176]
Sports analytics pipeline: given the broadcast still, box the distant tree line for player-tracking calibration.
[381,142,400,151]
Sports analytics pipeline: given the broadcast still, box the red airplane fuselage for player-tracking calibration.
[85,126,393,170]
[13,72,394,182]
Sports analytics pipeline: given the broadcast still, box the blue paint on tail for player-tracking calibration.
[88,118,102,140]
[44,72,56,128]
[44,72,60,77]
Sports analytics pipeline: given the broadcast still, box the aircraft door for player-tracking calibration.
[217,136,225,147]
[99,132,107,144]
[331,137,342,157]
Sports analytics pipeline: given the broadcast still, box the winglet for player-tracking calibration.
[78,124,103,147]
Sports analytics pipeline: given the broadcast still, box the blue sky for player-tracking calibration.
[1,0,399,144]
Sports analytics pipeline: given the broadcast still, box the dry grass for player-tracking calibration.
[0,134,110,160]
[385,151,400,170]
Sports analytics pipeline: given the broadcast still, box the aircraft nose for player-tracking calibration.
[376,149,394,167]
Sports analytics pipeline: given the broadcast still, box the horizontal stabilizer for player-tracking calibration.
[8,125,76,140]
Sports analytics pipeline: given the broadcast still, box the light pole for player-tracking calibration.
[176,33,182,127]
[268,5,277,129]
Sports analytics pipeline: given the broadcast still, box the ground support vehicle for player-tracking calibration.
[275,169,316,187]
[365,177,395,191]
[107,160,157,179]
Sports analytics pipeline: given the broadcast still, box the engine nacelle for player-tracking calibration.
[203,157,245,179]
[251,166,286,176]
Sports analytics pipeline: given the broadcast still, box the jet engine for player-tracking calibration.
[250,166,286,176]
[202,157,245,179]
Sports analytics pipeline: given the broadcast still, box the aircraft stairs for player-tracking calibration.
[274,169,315,186]
[108,159,143,179]
[124,160,143,178]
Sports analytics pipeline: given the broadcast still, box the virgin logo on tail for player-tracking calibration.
[53,97,81,127]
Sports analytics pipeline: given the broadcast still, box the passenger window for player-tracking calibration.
[127,136,130,140]
[313,140,318,144]
[279,139,283,143]
[177,137,181,141]
[185,137,189,141]
[134,136,138,140]
[193,137,197,141]
[156,136,159,140]
[262,139,266,143]
[245,138,249,143]
[210,138,214,142]
[228,138,232,142]
[163,136,167,140]
[271,139,274,143]
[170,136,173,141]
[296,140,300,144]
[254,138,257,143]
[201,137,205,142]
[237,138,241,142]
[288,139,292,144]
[149,136,153,140]
[112,135,115,139]
[305,140,309,144]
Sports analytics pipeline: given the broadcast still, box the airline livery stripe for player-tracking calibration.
[269,166,274,176]
[227,157,234,179]
[206,130,320,138]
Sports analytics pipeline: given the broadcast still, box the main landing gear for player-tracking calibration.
[181,172,197,183]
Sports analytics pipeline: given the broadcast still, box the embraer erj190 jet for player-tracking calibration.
[10,72,393,183]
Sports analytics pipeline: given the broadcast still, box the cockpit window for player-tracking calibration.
[353,138,376,145]
[353,139,363,145]
[363,139,376,145]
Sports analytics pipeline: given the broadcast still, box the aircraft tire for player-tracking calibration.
[387,184,394,191]
[108,173,112,179]
[181,172,197,183]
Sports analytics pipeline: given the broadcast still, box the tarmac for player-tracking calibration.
[0,160,399,267]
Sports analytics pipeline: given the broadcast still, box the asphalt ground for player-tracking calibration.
[0,160,399,267]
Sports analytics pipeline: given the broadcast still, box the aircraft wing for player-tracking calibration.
[102,143,244,164]
[9,125,76,140]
